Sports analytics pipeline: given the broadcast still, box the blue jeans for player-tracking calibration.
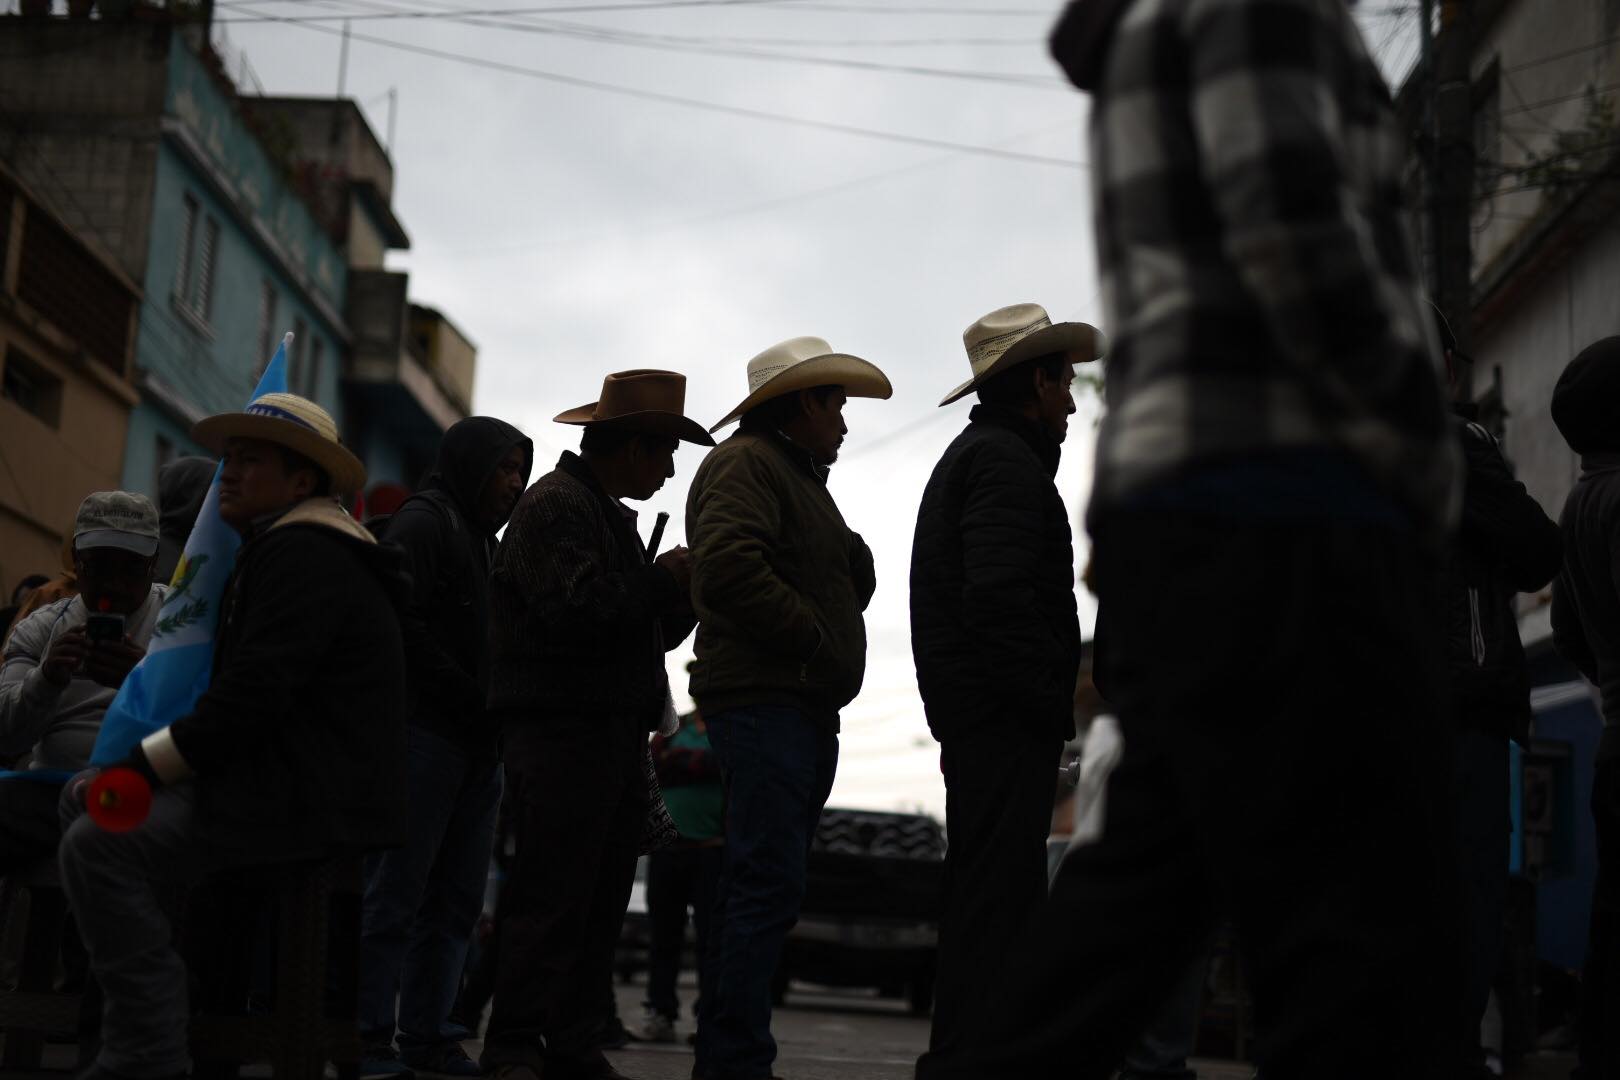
[359,726,502,1048]
[697,705,838,1080]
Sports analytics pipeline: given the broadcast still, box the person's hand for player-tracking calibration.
[82,636,146,689]
[656,545,692,594]
[41,628,88,687]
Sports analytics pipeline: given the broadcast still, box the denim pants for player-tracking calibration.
[359,725,502,1048]
[697,705,838,1080]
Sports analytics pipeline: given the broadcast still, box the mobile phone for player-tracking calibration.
[85,612,125,644]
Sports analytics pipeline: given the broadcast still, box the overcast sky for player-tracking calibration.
[212,0,1420,819]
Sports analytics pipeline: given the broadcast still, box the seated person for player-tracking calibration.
[0,492,165,871]
[58,393,409,1080]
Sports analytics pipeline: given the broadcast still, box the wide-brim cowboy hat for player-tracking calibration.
[940,303,1107,407]
[554,369,715,446]
[192,392,368,495]
[710,336,893,433]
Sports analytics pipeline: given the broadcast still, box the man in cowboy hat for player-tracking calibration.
[480,370,711,1080]
[686,336,890,1080]
[910,302,1100,1063]
[57,393,410,1080]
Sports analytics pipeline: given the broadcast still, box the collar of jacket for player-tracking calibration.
[1581,451,1620,478]
[761,428,831,486]
[968,403,1062,476]
[1450,401,1481,422]
[1050,0,1135,92]
[557,451,650,564]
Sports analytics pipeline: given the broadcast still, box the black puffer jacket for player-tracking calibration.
[168,500,411,858]
[910,405,1081,743]
[384,417,531,754]
[1444,407,1561,740]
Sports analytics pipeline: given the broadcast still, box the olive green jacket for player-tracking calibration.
[686,430,876,728]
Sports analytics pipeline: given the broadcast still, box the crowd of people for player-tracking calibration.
[2,0,1619,1078]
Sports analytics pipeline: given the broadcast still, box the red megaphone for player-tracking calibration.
[86,767,152,832]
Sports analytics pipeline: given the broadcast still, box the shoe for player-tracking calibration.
[595,1015,632,1050]
[361,1043,418,1080]
[631,1006,676,1044]
[402,1042,483,1078]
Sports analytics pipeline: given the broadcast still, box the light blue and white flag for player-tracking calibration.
[89,335,291,764]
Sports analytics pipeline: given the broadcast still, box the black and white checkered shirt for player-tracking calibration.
[1056,0,1459,539]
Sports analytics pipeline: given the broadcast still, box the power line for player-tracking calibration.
[226,9,1086,167]
[215,1,1066,89]
[1502,33,1620,77]
[1499,79,1620,118]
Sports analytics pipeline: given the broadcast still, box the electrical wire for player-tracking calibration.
[222,7,1086,167]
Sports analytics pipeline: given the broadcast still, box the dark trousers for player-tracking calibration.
[358,726,502,1048]
[927,728,1060,1056]
[1577,748,1620,1079]
[0,777,66,872]
[1455,730,1509,1070]
[697,705,838,1080]
[918,511,1460,1080]
[480,715,647,1073]
[646,844,722,1021]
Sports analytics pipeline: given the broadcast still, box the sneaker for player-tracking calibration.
[360,1044,417,1080]
[632,1006,676,1044]
[402,1042,483,1078]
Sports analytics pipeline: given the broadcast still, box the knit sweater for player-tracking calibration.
[488,452,695,725]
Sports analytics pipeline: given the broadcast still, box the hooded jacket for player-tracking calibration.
[148,498,413,856]
[383,417,532,753]
[1442,406,1561,741]
[1551,337,1620,751]
[910,404,1081,744]
[156,456,216,586]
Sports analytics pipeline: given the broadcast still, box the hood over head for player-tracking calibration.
[1049,0,1136,92]
[419,416,534,529]
[159,456,216,540]
[1553,336,1620,456]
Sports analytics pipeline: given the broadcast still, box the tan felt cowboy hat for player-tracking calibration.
[940,303,1107,407]
[554,369,715,446]
[709,336,893,433]
[192,392,367,496]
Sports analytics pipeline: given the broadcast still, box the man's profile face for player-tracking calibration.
[73,546,156,615]
[1034,357,1080,444]
[800,389,849,465]
[628,435,679,501]
[217,437,318,531]
[478,445,528,530]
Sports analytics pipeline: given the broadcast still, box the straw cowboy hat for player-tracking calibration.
[940,303,1107,407]
[709,336,893,433]
[554,369,714,446]
[192,392,367,495]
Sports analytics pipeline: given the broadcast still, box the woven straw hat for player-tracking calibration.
[709,336,892,433]
[554,370,714,446]
[192,393,367,495]
[940,303,1106,406]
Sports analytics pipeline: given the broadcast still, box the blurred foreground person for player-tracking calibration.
[917,1,1462,1077]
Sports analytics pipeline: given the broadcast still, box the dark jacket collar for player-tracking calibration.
[1581,451,1620,478]
[758,428,830,486]
[1050,0,1135,92]
[557,451,648,564]
[969,403,1062,476]
[1450,401,1480,422]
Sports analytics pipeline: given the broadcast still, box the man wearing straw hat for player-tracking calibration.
[481,370,712,1080]
[58,393,410,1080]
[686,336,891,1080]
[910,302,1101,1065]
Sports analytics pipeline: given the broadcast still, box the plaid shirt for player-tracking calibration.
[1056,0,1458,540]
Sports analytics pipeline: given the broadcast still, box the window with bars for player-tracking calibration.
[174,195,198,301]
[255,279,278,385]
[307,338,325,398]
[195,217,219,320]
[291,316,309,393]
[173,193,220,330]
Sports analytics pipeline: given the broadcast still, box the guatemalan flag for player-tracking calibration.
[89,335,292,765]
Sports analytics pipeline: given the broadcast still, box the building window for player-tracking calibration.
[1,347,63,428]
[173,193,219,330]
[290,316,308,393]
[306,338,324,398]
[153,434,179,498]
[254,279,278,385]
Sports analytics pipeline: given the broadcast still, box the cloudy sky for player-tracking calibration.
[212,0,1419,819]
